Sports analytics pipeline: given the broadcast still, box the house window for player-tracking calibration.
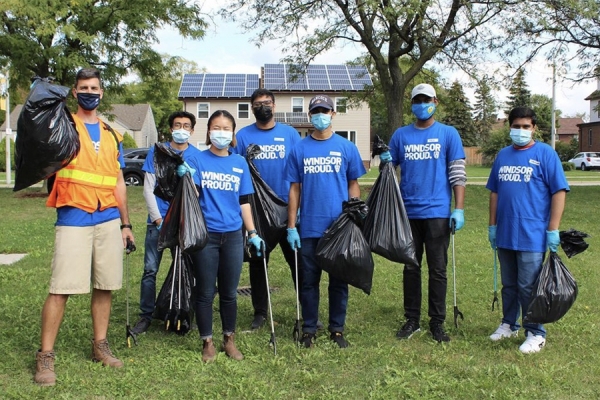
[335,130,356,143]
[335,97,347,114]
[197,103,209,119]
[589,129,593,146]
[238,103,250,119]
[292,97,304,113]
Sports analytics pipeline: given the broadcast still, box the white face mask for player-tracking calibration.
[209,130,233,149]
[172,129,191,144]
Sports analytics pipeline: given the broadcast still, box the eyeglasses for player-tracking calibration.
[173,123,192,129]
[252,100,273,108]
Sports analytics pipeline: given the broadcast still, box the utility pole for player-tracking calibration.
[3,67,11,185]
[551,62,556,150]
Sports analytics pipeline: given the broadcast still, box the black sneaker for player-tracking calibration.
[131,318,151,335]
[300,332,315,348]
[330,332,349,348]
[396,319,420,339]
[430,324,451,343]
[251,315,266,330]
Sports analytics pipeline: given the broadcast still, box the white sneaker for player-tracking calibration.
[519,333,546,354]
[490,323,518,341]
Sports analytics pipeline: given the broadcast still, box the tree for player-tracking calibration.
[225,0,513,135]
[0,0,207,97]
[440,81,477,146]
[505,69,531,114]
[530,94,560,143]
[473,77,498,144]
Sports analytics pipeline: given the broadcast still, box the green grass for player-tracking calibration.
[1,186,599,399]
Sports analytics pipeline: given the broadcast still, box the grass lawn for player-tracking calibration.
[0,185,599,399]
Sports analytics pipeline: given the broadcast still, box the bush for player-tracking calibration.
[555,139,579,162]
[122,132,138,149]
[0,137,16,172]
[562,162,574,171]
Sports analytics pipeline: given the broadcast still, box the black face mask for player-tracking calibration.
[253,105,273,123]
[77,92,101,111]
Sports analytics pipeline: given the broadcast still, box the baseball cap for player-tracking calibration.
[308,95,334,112]
[411,83,436,99]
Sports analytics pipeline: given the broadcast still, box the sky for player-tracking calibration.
[152,4,598,120]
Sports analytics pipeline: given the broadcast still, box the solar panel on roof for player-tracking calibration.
[178,73,259,98]
[262,64,371,91]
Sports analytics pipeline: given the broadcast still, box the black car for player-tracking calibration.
[123,148,149,186]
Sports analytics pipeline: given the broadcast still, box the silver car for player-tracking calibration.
[568,152,600,171]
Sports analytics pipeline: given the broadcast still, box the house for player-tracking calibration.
[556,117,583,143]
[177,63,373,168]
[1,103,158,148]
[577,78,600,152]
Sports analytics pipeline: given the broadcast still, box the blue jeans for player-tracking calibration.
[191,230,243,339]
[139,225,167,319]
[301,238,348,334]
[498,248,546,337]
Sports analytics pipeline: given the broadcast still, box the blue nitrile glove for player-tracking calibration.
[546,229,560,252]
[156,220,163,231]
[248,234,265,257]
[176,161,196,177]
[488,225,497,250]
[287,227,301,250]
[379,150,392,163]
[450,209,464,231]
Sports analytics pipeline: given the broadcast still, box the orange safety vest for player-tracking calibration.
[47,115,123,213]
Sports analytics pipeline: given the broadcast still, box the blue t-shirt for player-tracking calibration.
[142,143,204,222]
[233,122,301,202]
[486,142,569,253]
[186,150,254,233]
[285,134,366,239]
[388,121,465,219]
[56,122,125,227]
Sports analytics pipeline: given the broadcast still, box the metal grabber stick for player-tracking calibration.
[262,243,277,355]
[451,220,464,328]
[292,248,301,344]
[125,238,137,347]
[492,248,499,311]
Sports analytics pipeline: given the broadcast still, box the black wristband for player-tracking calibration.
[120,224,133,230]
[247,229,257,236]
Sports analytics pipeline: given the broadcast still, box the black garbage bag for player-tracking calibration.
[14,77,79,191]
[524,252,578,324]
[560,229,589,258]
[154,247,195,335]
[316,199,374,295]
[157,173,208,253]
[153,143,183,201]
[363,136,418,266]
[245,144,289,254]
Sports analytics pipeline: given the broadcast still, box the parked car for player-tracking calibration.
[568,152,600,171]
[123,148,149,186]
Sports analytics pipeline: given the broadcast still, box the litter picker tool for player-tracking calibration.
[292,248,301,344]
[125,238,137,348]
[451,220,464,328]
[262,242,277,355]
[492,249,499,311]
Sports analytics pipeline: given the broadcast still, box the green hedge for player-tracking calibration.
[562,161,574,171]
[0,137,16,172]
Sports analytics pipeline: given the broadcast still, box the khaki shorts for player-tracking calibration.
[49,219,123,294]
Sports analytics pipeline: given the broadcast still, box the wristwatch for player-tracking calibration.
[120,224,133,230]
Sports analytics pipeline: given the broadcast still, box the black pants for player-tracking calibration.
[403,218,450,326]
[249,234,303,317]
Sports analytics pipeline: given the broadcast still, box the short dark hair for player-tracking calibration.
[168,111,196,129]
[75,68,101,87]
[205,110,237,147]
[250,88,275,105]
[508,107,537,127]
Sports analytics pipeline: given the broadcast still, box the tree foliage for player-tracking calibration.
[530,93,560,144]
[505,69,531,114]
[441,81,478,146]
[0,0,207,99]
[224,0,514,135]
[473,77,498,144]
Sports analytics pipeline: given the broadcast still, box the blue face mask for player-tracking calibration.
[77,92,101,111]
[311,113,332,131]
[209,130,233,149]
[510,128,533,147]
[411,103,436,121]
[172,129,191,144]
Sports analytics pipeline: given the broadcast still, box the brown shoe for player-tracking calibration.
[202,338,216,363]
[34,350,56,387]
[91,339,124,368]
[222,333,244,361]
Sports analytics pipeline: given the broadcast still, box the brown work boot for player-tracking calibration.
[34,350,56,387]
[222,333,244,361]
[91,338,124,368]
[202,338,216,363]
